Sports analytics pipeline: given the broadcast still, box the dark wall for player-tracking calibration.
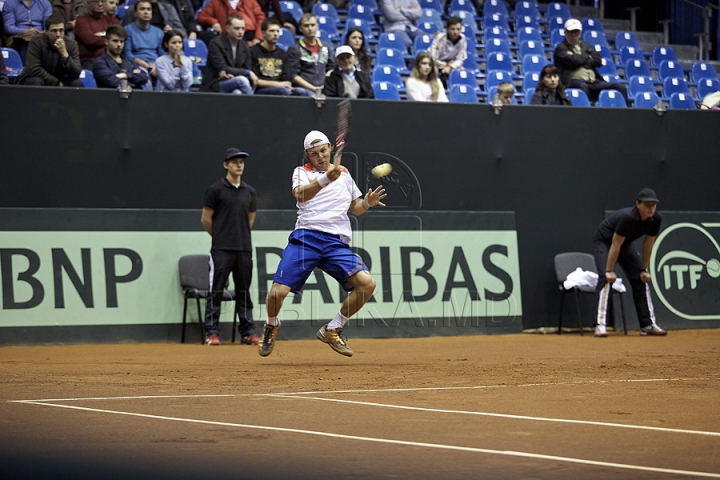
[2,86,719,329]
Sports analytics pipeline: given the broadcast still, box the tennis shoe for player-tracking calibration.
[241,333,260,345]
[594,325,608,338]
[259,321,280,356]
[205,333,220,346]
[317,324,353,357]
[640,325,667,336]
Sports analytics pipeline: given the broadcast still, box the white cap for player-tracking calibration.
[304,130,330,150]
[335,45,355,58]
[564,18,582,31]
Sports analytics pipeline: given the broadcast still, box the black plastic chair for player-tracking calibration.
[179,255,238,344]
[554,252,627,335]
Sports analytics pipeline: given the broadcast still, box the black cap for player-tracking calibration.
[225,148,249,161]
[637,188,659,203]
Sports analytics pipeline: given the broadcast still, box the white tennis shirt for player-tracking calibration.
[292,163,362,244]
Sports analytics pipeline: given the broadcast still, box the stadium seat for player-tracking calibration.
[524,87,535,104]
[483,13,511,32]
[547,16,565,35]
[416,21,440,35]
[78,69,97,88]
[583,30,609,50]
[521,54,547,75]
[347,4,376,26]
[280,0,303,22]
[277,27,294,51]
[593,44,613,64]
[461,25,477,46]
[351,0,380,11]
[486,85,517,104]
[516,27,542,46]
[624,59,651,80]
[483,26,509,43]
[633,91,660,108]
[419,0,443,12]
[618,46,644,66]
[115,4,130,19]
[522,71,540,92]
[615,31,640,52]
[546,2,571,21]
[485,70,513,90]
[312,3,340,24]
[668,92,696,109]
[581,17,604,33]
[457,12,480,35]
[596,57,618,79]
[378,32,407,54]
[483,0,508,17]
[550,29,565,48]
[691,61,718,82]
[376,49,409,74]
[628,76,655,100]
[657,60,685,82]
[514,1,540,21]
[418,9,443,29]
[463,51,481,77]
[597,89,626,108]
[515,15,540,30]
[317,16,339,39]
[314,29,331,43]
[663,77,690,98]
[696,78,720,99]
[372,81,401,100]
[518,40,544,60]
[449,84,479,103]
[344,18,374,42]
[412,34,433,54]
[448,68,481,93]
[449,0,477,15]
[371,66,404,90]
[484,38,512,58]
[651,46,678,67]
[184,38,208,66]
[486,52,514,76]
[566,88,590,106]
[1,48,23,78]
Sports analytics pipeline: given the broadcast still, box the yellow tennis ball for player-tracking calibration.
[372,163,392,178]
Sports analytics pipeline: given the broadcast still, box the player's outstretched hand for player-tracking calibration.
[365,186,387,207]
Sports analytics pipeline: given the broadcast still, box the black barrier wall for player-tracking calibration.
[2,86,720,331]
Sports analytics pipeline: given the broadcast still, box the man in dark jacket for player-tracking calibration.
[284,13,333,96]
[18,14,83,86]
[92,24,149,88]
[200,15,257,93]
[324,45,373,99]
[553,18,627,104]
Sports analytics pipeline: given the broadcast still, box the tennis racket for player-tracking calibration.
[334,99,351,167]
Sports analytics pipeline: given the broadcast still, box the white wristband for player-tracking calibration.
[362,197,370,210]
[317,174,330,188]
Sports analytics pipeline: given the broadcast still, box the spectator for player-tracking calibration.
[2,0,52,63]
[324,44,373,99]
[50,0,88,38]
[530,64,572,106]
[155,28,191,90]
[122,0,187,38]
[495,81,514,104]
[254,0,294,35]
[197,0,265,44]
[429,16,466,87]
[251,17,310,96]
[378,0,421,49]
[124,0,163,79]
[284,13,333,95]
[200,15,256,93]
[103,0,117,15]
[17,13,82,85]
[344,26,371,72]
[554,18,627,105]
[0,50,9,83]
[92,23,149,87]
[74,0,120,68]
[405,51,447,102]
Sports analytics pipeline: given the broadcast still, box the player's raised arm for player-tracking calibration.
[350,186,387,216]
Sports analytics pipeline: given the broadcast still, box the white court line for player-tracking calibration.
[10,394,238,403]
[16,400,720,479]
[265,394,720,438]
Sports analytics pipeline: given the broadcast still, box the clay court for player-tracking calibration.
[1,329,719,479]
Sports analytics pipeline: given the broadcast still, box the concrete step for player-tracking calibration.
[568,5,597,19]
[602,18,630,31]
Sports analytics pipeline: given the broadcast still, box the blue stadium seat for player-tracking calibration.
[449,84,479,103]
[668,92,696,109]
[412,34,433,54]
[596,57,618,79]
[280,0,303,22]
[663,77,690,98]
[312,3,340,24]
[449,0,477,15]
[419,0,443,12]
[461,26,477,47]
[516,27,542,46]
[486,85,517,104]
[514,1,540,21]
[485,69,513,90]
[628,76,655,100]
[593,44,613,64]
[515,15,540,30]
[463,51,481,77]
[546,2,571,21]
[351,0,380,10]
[657,60,685,82]
[484,38,512,58]
[486,52,514,75]
[524,87,535,104]
[483,26,509,43]
[347,4,376,26]
[317,16,339,39]
[566,88,591,106]
[696,78,720,99]
[378,32,407,54]
[345,18,374,42]
[521,54,547,75]
[483,0,508,17]
[376,49,409,74]
[624,59,651,80]
[371,66,403,90]
[277,27,294,51]
[416,21,440,35]
[651,46,678,67]
[618,46,644,66]
[372,81,401,100]
[522,71,539,92]
[583,30,609,50]
[315,29,332,43]
[633,91,660,108]
[691,61,718,82]
[597,89,626,108]
[1,48,23,78]
[116,4,130,19]
[78,69,97,88]
[615,31,640,52]
[483,13,510,31]
[518,40,544,60]
[418,9,443,29]
[581,17,604,33]
[456,11,480,35]
[448,68,481,92]
[184,38,208,66]
[550,29,565,48]
[547,16,565,34]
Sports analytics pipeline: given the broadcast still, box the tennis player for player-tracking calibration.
[259,130,386,357]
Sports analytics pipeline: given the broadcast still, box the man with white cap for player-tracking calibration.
[324,45,374,99]
[553,18,627,105]
[592,188,667,338]
[259,131,386,357]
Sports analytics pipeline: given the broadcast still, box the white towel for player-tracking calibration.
[563,268,626,293]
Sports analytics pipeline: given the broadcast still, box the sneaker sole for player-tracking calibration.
[316,330,353,357]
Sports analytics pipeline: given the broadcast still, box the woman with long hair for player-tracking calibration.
[530,64,572,105]
[155,29,194,92]
[344,27,372,72]
[405,51,448,102]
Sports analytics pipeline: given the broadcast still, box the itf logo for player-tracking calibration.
[651,220,720,320]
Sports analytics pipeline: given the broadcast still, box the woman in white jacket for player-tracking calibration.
[405,51,448,102]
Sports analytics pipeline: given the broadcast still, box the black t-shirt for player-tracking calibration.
[204,178,257,251]
[150,3,164,29]
[251,43,288,82]
[594,206,662,245]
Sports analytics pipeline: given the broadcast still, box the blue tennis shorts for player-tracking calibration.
[273,229,369,294]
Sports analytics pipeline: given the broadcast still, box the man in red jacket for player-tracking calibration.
[74,0,120,68]
[197,0,265,44]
